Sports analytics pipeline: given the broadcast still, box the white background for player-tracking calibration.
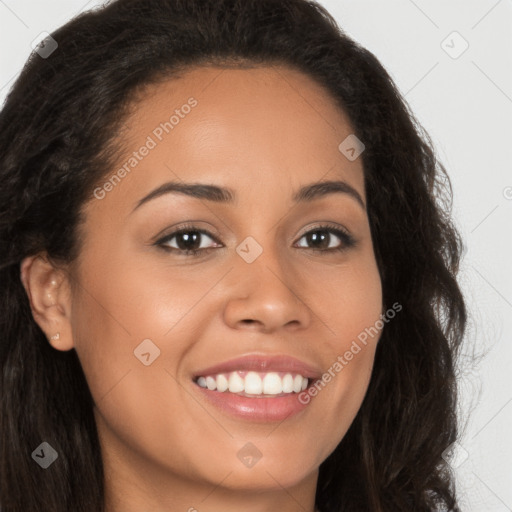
[1,1,511,510]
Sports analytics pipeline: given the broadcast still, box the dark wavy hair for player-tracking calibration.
[0,0,468,510]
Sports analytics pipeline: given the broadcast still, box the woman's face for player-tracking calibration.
[57,66,383,505]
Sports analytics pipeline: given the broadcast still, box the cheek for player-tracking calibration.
[301,248,383,348]
[69,256,216,477]
[69,245,228,410]
[295,254,382,448]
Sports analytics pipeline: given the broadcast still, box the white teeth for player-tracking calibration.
[293,374,303,393]
[206,376,216,390]
[282,373,294,393]
[196,371,310,396]
[263,372,283,394]
[228,372,244,393]
[216,373,229,392]
[245,372,262,394]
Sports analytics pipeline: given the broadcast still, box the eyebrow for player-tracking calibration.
[131,179,366,213]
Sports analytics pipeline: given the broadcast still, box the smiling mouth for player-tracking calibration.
[193,370,313,397]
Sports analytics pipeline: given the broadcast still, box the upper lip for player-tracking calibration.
[193,354,323,380]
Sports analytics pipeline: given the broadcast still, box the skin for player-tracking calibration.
[21,65,383,512]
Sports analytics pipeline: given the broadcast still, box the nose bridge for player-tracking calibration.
[235,229,289,290]
[223,230,311,332]
[232,205,305,297]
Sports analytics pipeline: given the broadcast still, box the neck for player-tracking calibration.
[104,470,319,512]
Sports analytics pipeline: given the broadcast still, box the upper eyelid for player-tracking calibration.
[296,223,350,238]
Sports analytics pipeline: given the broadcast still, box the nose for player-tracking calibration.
[222,247,313,334]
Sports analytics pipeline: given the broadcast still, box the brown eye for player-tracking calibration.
[155,226,221,256]
[295,225,356,253]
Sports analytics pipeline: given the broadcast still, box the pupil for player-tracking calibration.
[178,232,200,251]
[308,230,328,249]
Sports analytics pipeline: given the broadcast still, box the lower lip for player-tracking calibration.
[193,383,314,422]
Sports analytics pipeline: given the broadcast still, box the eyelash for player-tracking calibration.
[154,223,357,257]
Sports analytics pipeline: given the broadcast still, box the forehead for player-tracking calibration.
[87,65,366,216]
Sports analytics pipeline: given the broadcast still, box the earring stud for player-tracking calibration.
[50,333,60,340]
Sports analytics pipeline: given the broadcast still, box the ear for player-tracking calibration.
[19,253,74,351]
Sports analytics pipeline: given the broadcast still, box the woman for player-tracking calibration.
[0,0,467,510]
